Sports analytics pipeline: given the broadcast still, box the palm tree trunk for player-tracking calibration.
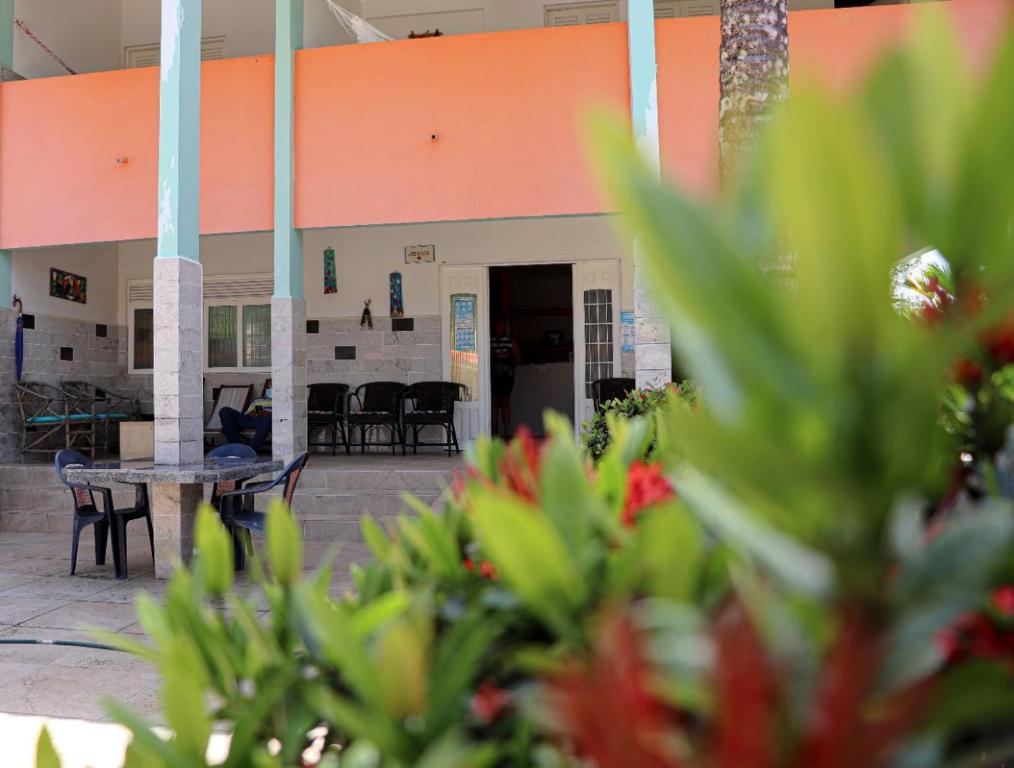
[719,0,789,185]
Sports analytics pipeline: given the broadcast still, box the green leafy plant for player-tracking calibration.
[582,381,698,463]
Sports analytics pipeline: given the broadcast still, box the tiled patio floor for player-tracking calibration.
[0,530,371,725]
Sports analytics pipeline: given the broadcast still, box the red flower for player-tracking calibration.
[463,557,498,580]
[953,357,984,387]
[992,586,1014,617]
[983,313,1014,366]
[497,426,542,502]
[470,680,512,724]
[547,610,676,767]
[622,461,675,527]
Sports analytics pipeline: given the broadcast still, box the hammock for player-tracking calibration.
[325,1,392,44]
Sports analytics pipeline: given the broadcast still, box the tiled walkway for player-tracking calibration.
[0,530,371,724]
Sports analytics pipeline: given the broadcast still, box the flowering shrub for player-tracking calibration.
[582,381,698,463]
[40,19,1014,768]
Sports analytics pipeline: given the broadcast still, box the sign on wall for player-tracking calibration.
[49,268,87,304]
[405,244,436,264]
[451,293,476,352]
[621,310,635,352]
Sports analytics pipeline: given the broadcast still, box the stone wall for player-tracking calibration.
[116,314,443,421]
[306,315,442,391]
[1,311,131,460]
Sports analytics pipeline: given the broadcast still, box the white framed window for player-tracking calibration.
[545,1,619,27]
[127,274,273,374]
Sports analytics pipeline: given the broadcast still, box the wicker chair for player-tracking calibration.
[14,381,99,457]
[399,381,465,456]
[348,382,405,454]
[61,381,140,451]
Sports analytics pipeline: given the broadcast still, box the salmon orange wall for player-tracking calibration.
[0,55,274,249]
[294,23,629,229]
[655,0,1012,199]
[0,0,1008,250]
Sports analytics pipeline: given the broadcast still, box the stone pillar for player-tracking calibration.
[272,0,307,461]
[0,308,18,462]
[272,297,307,460]
[152,482,202,578]
[153,257,204,464]
[154,0,203,465]
[627,0,672,388]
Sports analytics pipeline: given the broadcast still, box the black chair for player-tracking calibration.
[216,452,310,571]
[348,382,406,455]
[55,449,154,579]
[307,383,350,456]
[400,381,466,456]
[208,443,257,509]
[591,377,637,411]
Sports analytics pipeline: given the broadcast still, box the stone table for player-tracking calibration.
[63,457,282,579]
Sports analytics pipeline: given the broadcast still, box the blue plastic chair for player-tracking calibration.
[55,450,153,578]
[208,443,258,509]
[217,452,309,571]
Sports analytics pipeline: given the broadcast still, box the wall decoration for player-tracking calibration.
[323,247,338,294]
[451,293,476,352]
[360,299,373,329]
[49,268,87,304]
[621,310,635,353]
[389,272,404,318]
[404,244,436,264]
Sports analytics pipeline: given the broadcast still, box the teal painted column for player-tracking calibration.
[157,0,202,261]
[0,0,13,75]
[153,0,205,572]
[627,0,670,388]
[272,0,307,460]
[274,0,303,299]
[627,0,660,174]
[1,0,13,305]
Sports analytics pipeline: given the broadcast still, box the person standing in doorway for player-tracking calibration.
[491,317,521,438]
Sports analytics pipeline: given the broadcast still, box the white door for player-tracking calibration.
[441,266,490,446]
[572,261,622,432]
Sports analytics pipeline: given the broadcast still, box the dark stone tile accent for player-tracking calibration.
[21,314,35,330]
[391,317,414,332]
[335,346,356,360]
[96,324,108,338]
[59,347,73,361]
[307,320,320,334]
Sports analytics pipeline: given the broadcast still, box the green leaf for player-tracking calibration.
[539,412,597,555]
[361,516,393,562]
[470,487,586,636]
[677,467,833,598]
[35,727,60,768]
[194,503,234,596]
[893,500,1014,603]
[266,498,302,586]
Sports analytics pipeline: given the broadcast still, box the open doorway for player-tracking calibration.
[488,264,574,438]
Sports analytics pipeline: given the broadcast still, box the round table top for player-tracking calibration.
[62,457,283,485]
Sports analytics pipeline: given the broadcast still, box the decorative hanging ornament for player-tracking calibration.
[360,299,373,329]
[389,272,404,318]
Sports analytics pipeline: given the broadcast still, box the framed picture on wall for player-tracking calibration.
[49,268,87,304]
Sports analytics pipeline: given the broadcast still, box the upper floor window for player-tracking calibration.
[545,2,619,27]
